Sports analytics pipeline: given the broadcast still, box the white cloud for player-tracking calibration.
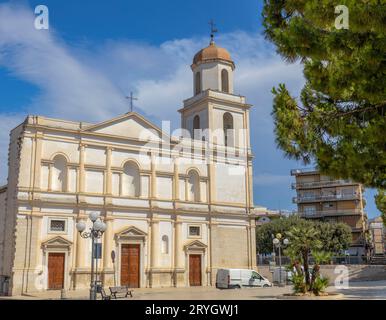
[0,3,127,122]
[0,3,306,206]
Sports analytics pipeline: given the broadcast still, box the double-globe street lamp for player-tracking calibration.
[272,233,289,287]
[76,212,107,300]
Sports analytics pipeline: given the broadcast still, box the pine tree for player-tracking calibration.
[263,0,386,213]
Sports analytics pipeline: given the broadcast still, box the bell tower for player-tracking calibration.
[191,39,235,96]
[179,37,251,151]
[178,30,254,210]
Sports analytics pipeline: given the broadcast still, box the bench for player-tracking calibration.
[98,287,111,300]
[109,286,133,299]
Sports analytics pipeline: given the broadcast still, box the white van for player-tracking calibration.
[216,269,272,289]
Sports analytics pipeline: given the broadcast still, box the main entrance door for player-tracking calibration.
[189,254,202,286]
[48,252,65,290]
[121,244,140,288]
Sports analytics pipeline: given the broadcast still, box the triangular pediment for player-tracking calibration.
[184,240,207,251]
[41,236,72,248]
[83,112,167,142]
[115,226,147,240]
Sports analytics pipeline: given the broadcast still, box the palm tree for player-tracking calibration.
[310,251,331,293]
[285,220,322,287]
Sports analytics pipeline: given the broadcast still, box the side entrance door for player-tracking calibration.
[189,254,202,286]
[48,252,65,290]
[121,244,140,288]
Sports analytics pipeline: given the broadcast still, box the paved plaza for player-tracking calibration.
[1,280,385,300]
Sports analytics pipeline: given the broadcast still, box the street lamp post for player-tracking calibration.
[76,212,107,300]
[272,233,289,287]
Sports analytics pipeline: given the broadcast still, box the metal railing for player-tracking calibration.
[297,209,363,218]
[290,168,318,175]
[291,179,355,189]
[257,255,368,266]
[293,193,360,203]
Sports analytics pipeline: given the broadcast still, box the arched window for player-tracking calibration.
[223,112,234,147]
[187,170,200,202]
[193,115,200,140]
[221,69,229,93]
[161,235,169,254]
[122,161,140,197]
[195,72,201,95]
[52,155,67,192]
[193,115,200,130]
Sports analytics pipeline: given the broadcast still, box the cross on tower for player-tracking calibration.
[208,19,218,43]
[126,91,138,113]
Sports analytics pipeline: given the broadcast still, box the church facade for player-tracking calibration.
[0,39,267,295]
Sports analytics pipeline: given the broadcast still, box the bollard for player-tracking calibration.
[60,289,67,300]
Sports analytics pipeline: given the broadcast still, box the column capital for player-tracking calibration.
[174,217,183,224]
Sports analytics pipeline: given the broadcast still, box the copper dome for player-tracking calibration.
[192,41,234,69]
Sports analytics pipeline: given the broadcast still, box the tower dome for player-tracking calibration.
[192,41,235,70]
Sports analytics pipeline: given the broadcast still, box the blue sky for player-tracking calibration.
[0,0,381,218]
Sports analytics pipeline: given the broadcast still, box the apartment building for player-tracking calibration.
[291,168,368,256]
[369,217,385,256]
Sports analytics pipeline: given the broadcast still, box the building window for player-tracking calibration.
[189,226,201,237]
[161,235,169,254]
[223,112,234,147]
[303,191,315,200]
[323,202,334,209]
[193,115,201,140]
[193,115,200,130]
[52,154,67,192]
[221,69,229,93]
[195,72,201,95]
[187,170,200,202]
[304,206,316,216]
[122,161,140,197]
[49,219,66,233]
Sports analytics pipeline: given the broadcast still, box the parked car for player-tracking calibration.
[216,269,272,289]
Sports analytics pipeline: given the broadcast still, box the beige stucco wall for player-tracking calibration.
[192,62,234,95]
[2,45,260,295]
[0,112,258,295]
[258,265,386,284]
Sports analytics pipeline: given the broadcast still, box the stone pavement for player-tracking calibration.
[0,286,292,300]
[1,280,385,300]
[335,280,386,300]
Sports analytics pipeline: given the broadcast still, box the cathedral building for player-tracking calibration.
[0,38,267,295]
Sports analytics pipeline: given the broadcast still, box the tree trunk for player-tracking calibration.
[310,264,320,291]
[302,251,310,288]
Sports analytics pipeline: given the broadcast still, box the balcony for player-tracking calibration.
[293,193,361,203]
[298,209,363,218]
[351,239,366,247]
[290,168,318,175]
[291,179,356,189]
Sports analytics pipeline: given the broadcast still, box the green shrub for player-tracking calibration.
[312,277,329,296]
[290,272,307,294]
